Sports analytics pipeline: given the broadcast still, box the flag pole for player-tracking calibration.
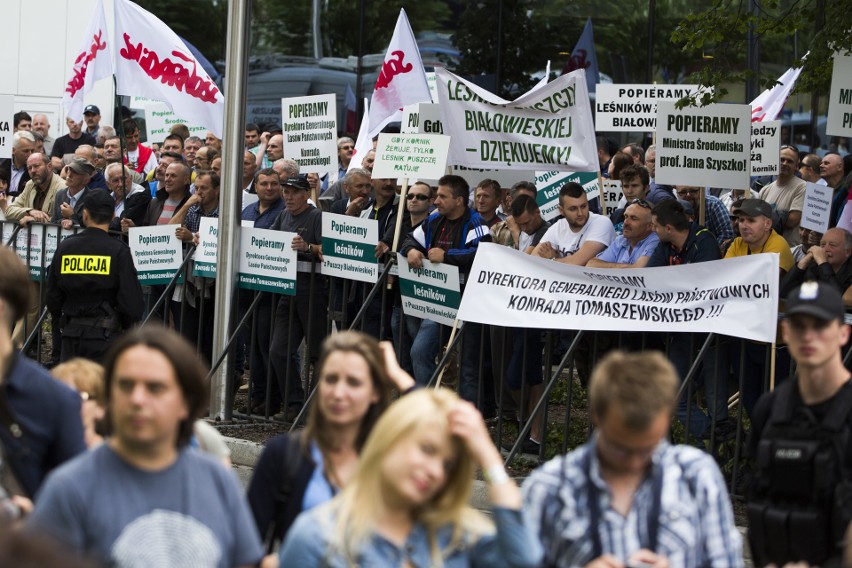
[114,77,128,192]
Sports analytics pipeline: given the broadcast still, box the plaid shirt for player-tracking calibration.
[522,435,743,568]
[703,194,735,248]
[183,204,219,233]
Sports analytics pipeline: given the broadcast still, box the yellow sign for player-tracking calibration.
[60,255,111,275]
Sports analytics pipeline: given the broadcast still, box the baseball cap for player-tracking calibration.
[82,189,115,218]
[282,176,310,191]
[67,157,96,176]
[83,105,100,115]
[733,198,772,219]
[785,281,845,322]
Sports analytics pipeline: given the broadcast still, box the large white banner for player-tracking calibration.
[827,53,852,137]
[435,67,597,172]
[458,243,779,342]
[655,102,752,189]
[62,0,113,122]
[594,83,704,131]
[114,0,224,138]
[282,93,337,175]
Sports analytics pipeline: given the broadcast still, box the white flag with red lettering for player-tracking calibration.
[62,0,113,123]
[750,63,803,123]
[113,0,224,137]
[368,9,431,137]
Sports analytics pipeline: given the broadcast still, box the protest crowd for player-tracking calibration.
[5,2,852,567]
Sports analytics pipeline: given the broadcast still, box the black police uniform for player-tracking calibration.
[46,227,143,362]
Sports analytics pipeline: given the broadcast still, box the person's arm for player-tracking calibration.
[169,194,200,226]
[278,510,328,568]
[256,132,270,168]
[379,341,416,393]
[558,241,606,266]
[4,187,34,221]
[115,247,145,328]
[693,454,745,567]
[784,210,802,229]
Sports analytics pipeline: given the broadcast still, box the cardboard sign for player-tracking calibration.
[827,53,852,137]
[655,102,752,189]
[128,225,183,285]
[750,120,781,176]
[595,84,705,131]
[373,133,451,180]
[458,243,780,343]
[321,213,379,283]
[397,255,461,326]
[0,95,13,159]
[144,102,207,144]
[193,217,218,278]
[282,93,337,175]
[436,67,598,172]
[534,171,599,221]
[238,227,298,294]
[800,182,832,234]
[601,180,623,217]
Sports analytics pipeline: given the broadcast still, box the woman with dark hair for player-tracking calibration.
[247,331,415,555]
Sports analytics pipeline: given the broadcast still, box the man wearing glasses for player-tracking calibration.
[523,351,742,568]
[674,185,734,251]
[588,199,659,269]
[336,137,355,180]
[757,145,806,246]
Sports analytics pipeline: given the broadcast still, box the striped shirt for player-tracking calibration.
[521,435,743,568]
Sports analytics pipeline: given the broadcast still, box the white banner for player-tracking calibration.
[62,0,113,122]
[144,102,207,143]
[193,217,217,278]
[655,102,752,189]
[128,225,183,285]
[827,53,852,137]
[534,171,599,222]
[114,0,224,138]
[594,84,704,131]
[458,243,779,342]
[750,120,780,176]
[348,98,371,174]
[397,255,461,326]
[435,67,598,172]
[373,133,450,180]
[750,64,803,123]
[0,95,12,159]
[368,9,431,137]
[801,182,832,234]
[321,213,379,283]
[282,94,337,175]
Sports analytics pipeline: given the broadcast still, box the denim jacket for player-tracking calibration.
[279,504,542,568]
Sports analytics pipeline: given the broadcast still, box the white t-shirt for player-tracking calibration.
[539,212,615,259]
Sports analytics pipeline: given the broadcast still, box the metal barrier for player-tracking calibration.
[7,219,846,494]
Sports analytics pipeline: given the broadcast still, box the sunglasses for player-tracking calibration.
[629,199,651,209]
[676,189,700,197]
[406,193,429,201]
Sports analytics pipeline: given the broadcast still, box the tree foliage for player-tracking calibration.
[672,0,852,105]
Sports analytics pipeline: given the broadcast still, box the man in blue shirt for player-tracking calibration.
[589,199,659,269]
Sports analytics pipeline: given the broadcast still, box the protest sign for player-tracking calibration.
[750,120,780,176]
[282,93,337,175]
[436,67,597,172]
[238,227,298,294]
[373,133,451,180]
[144,102,206,143]
[0,95,12,159]
[322,213,379,283]
[534,171,599,221]
[130,95,159,109]
[594,84,704,131]
[601,180,623,216]
[827,53,852,137]
[458,243,779,342]
[0,223,73,281]
[193,217,217,278]
[426,71,439,103]
[128,225,183,285]
[401,103,443,135]
[397,255,461,326]
[800,182,832,233]
[655,102,751,189]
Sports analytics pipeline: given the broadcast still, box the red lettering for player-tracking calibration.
[65,30,108,98]
[751,105,766,123]
[119,33,220,104]
[375,50,414,90]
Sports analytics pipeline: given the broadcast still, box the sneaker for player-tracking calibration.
[501,437,541,456]
[273,405,302,423]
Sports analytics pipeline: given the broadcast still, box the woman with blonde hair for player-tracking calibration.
[248,330,415,556]
[279,388,541,567]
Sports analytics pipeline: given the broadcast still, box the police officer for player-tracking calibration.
[46,189,143,362]
[747,281,852,567]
